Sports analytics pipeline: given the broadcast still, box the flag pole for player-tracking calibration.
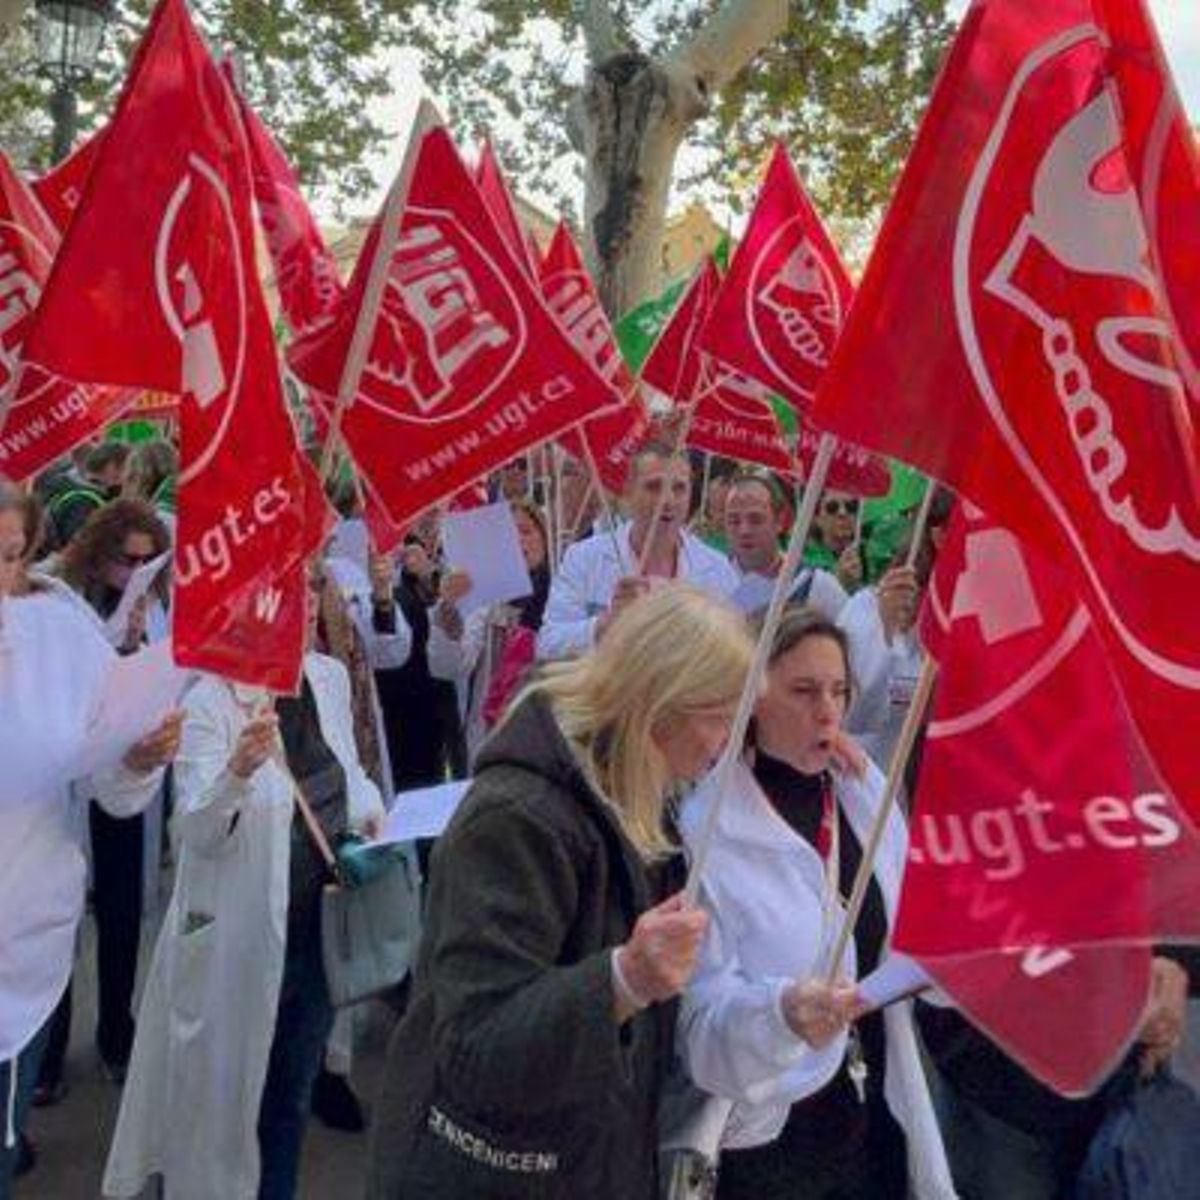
[317,100,440,489]
[580,438,628,570]
[904,481,937,571]
[684,432,838,904]
[823,656,937,982]
[633,360,731,578]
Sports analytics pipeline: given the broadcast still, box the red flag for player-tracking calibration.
[697,144,855,414]
[898,502,1200,1093]
[475,139,539,281]
[810,0,1200,823]
[641,259,889,493]
[539,222,649,493]
[31,127,106,234]
[0,153,135,481]
[231,79,343,339]
[24,0,323,693]
[690,359,795,474]
[796,419,891,498]
[640,261,791,473]
[288,107,621,551]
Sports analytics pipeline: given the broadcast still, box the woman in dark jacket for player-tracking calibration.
[367,584,754,1199]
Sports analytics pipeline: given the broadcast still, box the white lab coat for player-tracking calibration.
[0,594,164,1068]
[103,653,385,1200]
[732,563,849,622]
[679,757,956,1200]
[538,521,740,660]
[838,587,923,771]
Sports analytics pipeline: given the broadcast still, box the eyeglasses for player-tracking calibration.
[822,498,859,517]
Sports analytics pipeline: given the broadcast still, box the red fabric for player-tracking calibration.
[231,77,343,339]
[481,624,536,728]
[288,116,620,551]
[640,261,792,473]
[31,126,106,234]
[24,0,323,692]
[475,140,539,282]
[697,144,855,415]
[0,152,135,482]
[811,0,1200,820]
[540,222,650,494]
[898,503,1200,1094]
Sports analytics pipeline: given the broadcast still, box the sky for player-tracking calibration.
[351,1,1200,223]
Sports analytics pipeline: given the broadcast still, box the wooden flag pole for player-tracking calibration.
[683,433,839,905]
[824,657,938,983]
[317,100,440,490]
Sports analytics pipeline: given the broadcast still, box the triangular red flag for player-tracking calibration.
[640,261,793,473]
[32,126,106,233]
[0,152,135,481]
[810,0,1200,825]
[697,144,855,414]
[288,107,623,551]
[24,0,324,692]
[899,502,1200,1094]
[539,222,649,493]
[641,258,889,494]
[231,77,344,339]
[475,139,539,282]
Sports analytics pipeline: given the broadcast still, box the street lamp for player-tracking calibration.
[35,0,113,163]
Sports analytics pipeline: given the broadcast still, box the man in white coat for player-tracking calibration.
[538,442,738,660]
[723,472,848,621]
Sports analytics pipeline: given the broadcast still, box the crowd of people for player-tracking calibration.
[2,430,1197,1200]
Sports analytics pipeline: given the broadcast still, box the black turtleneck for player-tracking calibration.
[749,750,897,1155]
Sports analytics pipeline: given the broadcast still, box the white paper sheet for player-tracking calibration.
[71,641,193,779]
[104,551,171,647]
[379,780,471,843]
[441,502,533,614]
[730,572,779,615]
[856,953,932,1010]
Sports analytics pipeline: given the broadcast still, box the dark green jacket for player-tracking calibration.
[367,693,670,1199]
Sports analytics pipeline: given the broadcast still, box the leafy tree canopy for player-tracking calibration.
[0,0,951,227]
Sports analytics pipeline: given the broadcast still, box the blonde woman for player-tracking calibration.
[367,584,755,1200]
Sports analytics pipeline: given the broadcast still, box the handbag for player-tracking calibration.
[291,782,423,1008]
[658,1058,733,1200]
[1075,1065,1200,1200]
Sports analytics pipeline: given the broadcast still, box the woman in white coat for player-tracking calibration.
[0,480,179,1198]
[104,559,386,1200]
[428,499,551,761]
[838,492,951,772]
[680,606,955,1199]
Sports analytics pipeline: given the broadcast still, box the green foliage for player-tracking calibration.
[399,0,954,224]
[0,0,952,224]
[0,0,411,204]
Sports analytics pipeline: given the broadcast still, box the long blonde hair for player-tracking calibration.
[522,584,753,859]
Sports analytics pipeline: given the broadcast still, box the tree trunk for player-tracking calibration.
[0,1,27,36]
[571,0,786,321]
[572,53,706,321]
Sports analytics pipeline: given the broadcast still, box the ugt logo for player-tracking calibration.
[954,24,1200,689]
[155,154,246,488]
[360,209,524,425]
[749,228,846,402]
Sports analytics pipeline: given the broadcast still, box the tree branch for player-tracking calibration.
[577,0,625,65]
[670,0,788,94]
[0,0,28,35]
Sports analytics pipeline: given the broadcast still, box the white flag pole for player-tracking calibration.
[683,432,838,904]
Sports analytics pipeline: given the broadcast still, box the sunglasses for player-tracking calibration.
[822,498,859,517]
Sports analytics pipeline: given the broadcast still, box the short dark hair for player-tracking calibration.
[727,470,788,517]
[629,438,688,479]
[85,442,130,479]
